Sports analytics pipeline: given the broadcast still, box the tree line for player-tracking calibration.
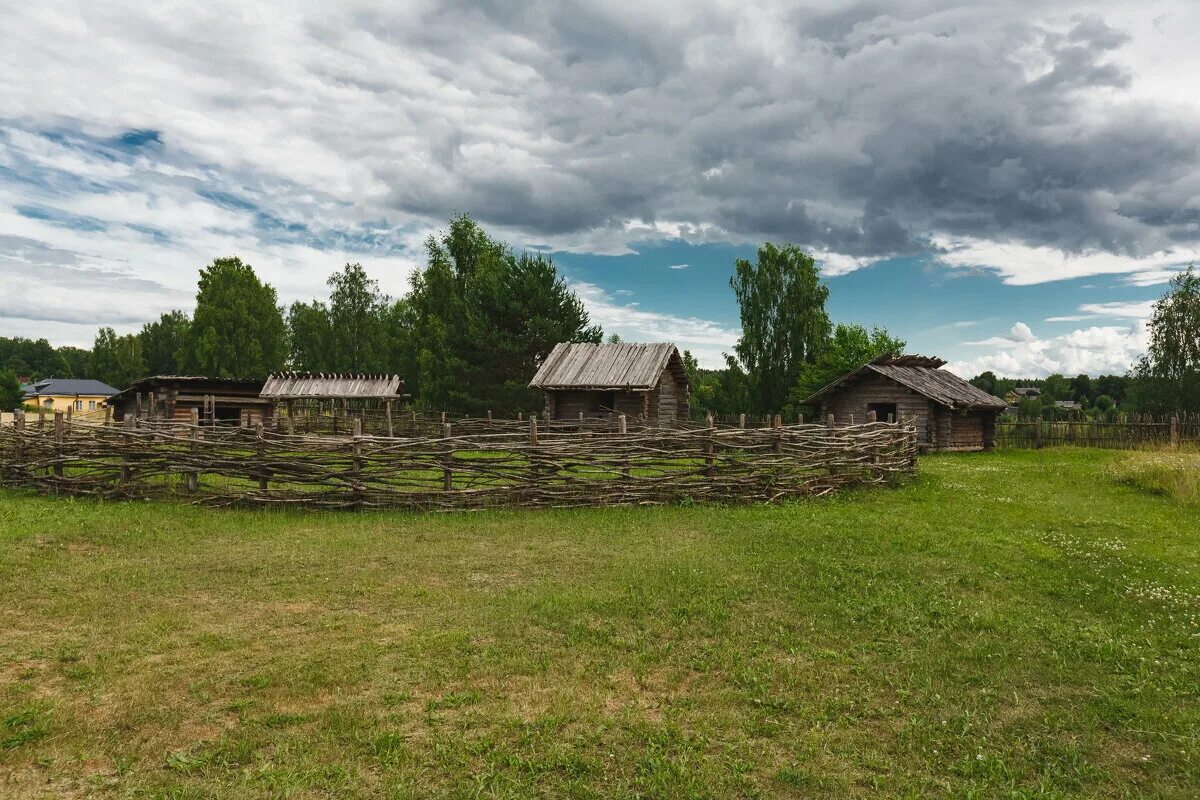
[3,215,1198,419]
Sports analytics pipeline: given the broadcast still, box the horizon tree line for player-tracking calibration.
[2,216,1198,418]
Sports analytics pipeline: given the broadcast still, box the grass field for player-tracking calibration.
[1,449,1197,798]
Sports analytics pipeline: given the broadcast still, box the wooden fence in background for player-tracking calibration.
[0,411,918,511]
[996,414,1200,449]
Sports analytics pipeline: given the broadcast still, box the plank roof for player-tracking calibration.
[803,355,1007,411]
[529,342,680,390]
[260,372,404,399]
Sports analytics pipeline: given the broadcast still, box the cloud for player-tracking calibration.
[570,282,738,368]
[1,0,1200,303]
[667,263,689,270]
[948,320,1147,377]
[1045,299,1156,322]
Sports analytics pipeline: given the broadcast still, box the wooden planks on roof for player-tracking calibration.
[260,373,404,399]
[529,342,679,390]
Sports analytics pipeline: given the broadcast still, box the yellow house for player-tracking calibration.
[20,378,120,416]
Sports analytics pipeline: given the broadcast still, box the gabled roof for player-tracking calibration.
[22,378,119,398]
[108,376,267,402]
[1011,387,1042,397]
[260,372,405,399]
[803,355,1007,411]
[529,342,682,390]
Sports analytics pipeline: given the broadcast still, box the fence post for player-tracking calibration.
[705,413,715,477]
[53,410,64,482]
[350,417,363,506]
[529,415,539,484]
[442,422,453,491]
[104,404,112,426]
[66,403,72,424]
[257,422,269,492]
[121,415,134,483]
[487,409,493,424]
[1171,415,1180,449]
[12,409,26,481]
[385,400,394,438]
[1034,418,1042,450]
[187,408,199,493]
[738,413,746,429]
[136,392,143,420]
[38,404,46,429]
[798,413,805,425]
[579,410,585,432]
[827,414,835,427]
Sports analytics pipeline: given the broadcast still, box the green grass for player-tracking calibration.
[1111,449,1200,505]
[0,449,1197,798]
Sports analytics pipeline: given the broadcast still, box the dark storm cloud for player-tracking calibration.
[352,2,1200,261]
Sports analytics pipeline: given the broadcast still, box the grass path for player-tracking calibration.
[0,449,1197,798]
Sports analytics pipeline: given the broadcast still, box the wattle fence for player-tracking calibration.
[996,414,1200,449]
[0,412,918,511]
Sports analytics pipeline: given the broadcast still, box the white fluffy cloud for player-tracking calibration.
[570,282,738,368]
[948,321,1148,377]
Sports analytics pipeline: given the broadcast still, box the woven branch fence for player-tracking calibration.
[997,414,1200,449]
[0,411,917,511]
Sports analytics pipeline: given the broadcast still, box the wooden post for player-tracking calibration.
[66,403,73,424]
[256,422,269,492]
[487,409,493,423]
[579,410,585,432]
[518,411,523,422]
[385,400,394,438]
[38,404,46,429]
[1033,417,1042,450]
[868,410,877,423]
[13,410,25,479]
[739,413,746,429]
[121,415,134,483]
[848,413,855,426]
[704,413,715,477]
[798,413,805,425]
[135,392,143,420]
[187,408,199,492]
[147,392,156,421]
[618,414,629,479]
[529,415,539,483]
[104,404,112,426]
[441,411,447,426]
[442,422,453,491]
[1171,415,1180,449]
[52,410,64,482]
[827,414,835,427]
[888,413,895,424]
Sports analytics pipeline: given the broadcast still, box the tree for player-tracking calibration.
[730,243,831,414]
[788,324,906,412]
[179,257,287,379]
[404,215,600,414]
[0,369,22,411]
[1018,397,1043,418]
[1041,374,1071,402]
[139,310,190,375]
[327,263,389,372]
[1133,265,1200,414]
[1070,374,1092,403]
[969,371,999,396]
[0,337,67,379]
[1094,394,1114,412]
[287,300,333,371]
[57,346,91,379]
[89,327,146,388]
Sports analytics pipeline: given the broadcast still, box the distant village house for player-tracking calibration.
[20,378,118,414]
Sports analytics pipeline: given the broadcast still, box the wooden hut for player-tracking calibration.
[529,342,690,426]
[108,376,273,425]
[802,355,1006,451]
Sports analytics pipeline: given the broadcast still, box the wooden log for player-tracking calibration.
[1171,415,1180,449]
[121,415,134,482]
[868,410,877,423]
[442,422,453,491]
[38,404,46,429]
[66,404,72,424]
[385,400,394,438]
[187,408,199,492]
[827,414,835,427]
[257,422,269,492]
[53,411,64,481]
[739,413,746,429]
[135,393,143,420]
[704,413,715,477]
[104,404,112,426]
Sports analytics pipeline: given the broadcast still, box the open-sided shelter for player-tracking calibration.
[260,372,406,434]
[108,376,272,425]
[529,342,690,426]
[802,355,1006,451]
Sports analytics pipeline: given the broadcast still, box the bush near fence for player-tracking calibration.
[997,414,1200,449]
[0,411,918,511]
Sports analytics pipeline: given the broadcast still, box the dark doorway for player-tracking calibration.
[867,402,898,423]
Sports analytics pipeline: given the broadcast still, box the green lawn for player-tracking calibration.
[0,449,1196,798]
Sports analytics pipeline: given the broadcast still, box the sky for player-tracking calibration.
[2,1,1199,377]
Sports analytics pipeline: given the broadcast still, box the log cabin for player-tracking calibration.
[529,342,691,426]
[108,376,273,425]
[802,355,1006,451]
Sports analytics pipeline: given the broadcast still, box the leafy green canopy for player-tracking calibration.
[140,311,191,376]
[179,257,287,379]
[89,327,146,389]
[730,243,831,414]
[1134,265,1200,414]
[788,324,906,412]
[406,215,601,415]
[0,369,23,410]
[0,337,69,380]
